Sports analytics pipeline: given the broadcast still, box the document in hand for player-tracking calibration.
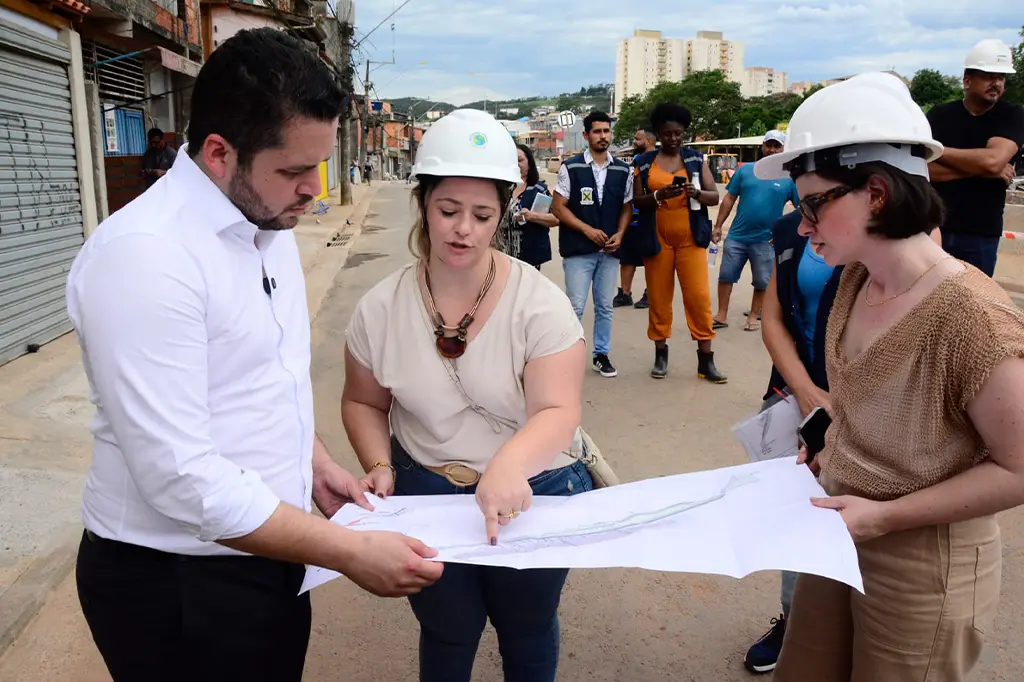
[529,193,552,214]
[299,457,862,595]
[730,396,803,463]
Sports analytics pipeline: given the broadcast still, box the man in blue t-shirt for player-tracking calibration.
[711,130,799,331]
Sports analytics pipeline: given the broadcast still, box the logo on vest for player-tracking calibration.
[580,187,595,205]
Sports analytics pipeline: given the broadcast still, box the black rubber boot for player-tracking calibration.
[697,350,727,384]
[651,345,668,379]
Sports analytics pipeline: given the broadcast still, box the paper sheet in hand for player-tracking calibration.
[300,458,861,595]
[529,193,552,214]
[730,396,803,463]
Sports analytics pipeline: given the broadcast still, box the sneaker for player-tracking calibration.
[743,615,786,674]
[592,354,617,377]
[612,288,633,307]
[633,289,649,309]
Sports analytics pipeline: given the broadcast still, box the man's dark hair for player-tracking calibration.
[148,128,164,140]
[186,28,345,166]
[650,102,692,132]
[813,162,944,239]
[516,143,540,186]
[583,110,611,132]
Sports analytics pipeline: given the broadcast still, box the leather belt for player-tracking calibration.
[419,461,481,487]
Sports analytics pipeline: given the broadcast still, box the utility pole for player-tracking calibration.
[337,19,353,205]
[359,58,370,173]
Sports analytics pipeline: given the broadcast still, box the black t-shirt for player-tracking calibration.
[927,100,1024,237]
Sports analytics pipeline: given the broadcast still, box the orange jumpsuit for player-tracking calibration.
[643,161,716,343]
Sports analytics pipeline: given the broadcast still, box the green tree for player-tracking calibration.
[613,70,744,143]
[747,119,767,136]
[910,68,959,108]
[1005,25,1024,106]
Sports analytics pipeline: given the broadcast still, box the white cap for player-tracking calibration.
[764,130,786,145]
[410,108,520,185]
[964,39,1016,74]
[754,75,943,181]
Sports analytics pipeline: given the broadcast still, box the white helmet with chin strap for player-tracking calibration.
[410,108,520,185]
[754,72,944,182]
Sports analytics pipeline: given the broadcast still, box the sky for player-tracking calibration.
[352,0,1022,106]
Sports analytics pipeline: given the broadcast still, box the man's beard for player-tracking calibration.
[228,169,311,231]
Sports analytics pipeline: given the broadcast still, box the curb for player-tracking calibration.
[0,525,81,659]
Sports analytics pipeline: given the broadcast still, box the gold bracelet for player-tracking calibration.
[371,461,396,481]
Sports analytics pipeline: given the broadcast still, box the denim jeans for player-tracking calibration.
[941,232,999,277]
[719,239,774,290]
[562,251,619,356]
[761,393,798,617]
[391,437,594,682]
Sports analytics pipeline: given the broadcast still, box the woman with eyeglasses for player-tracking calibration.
[755,74,1024,681]
[340,109,593,682]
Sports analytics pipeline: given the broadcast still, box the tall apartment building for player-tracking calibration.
[743,67,789,98]
[614,29,685,113]
[685,31,745,86]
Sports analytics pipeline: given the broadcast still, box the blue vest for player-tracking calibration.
[559,153,631,259]
[762,211,845,402]
[515,181,553,266]
[632,148,713,252]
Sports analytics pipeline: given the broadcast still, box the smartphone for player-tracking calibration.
[672,176,687,186]
[798,406,832,462]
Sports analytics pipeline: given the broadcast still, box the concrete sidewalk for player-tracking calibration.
[0,180,381,657]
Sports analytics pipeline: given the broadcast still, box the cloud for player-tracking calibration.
[357,0,1021,104]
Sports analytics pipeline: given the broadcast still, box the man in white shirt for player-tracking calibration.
[67,28,442,682]
[551,111,634,378]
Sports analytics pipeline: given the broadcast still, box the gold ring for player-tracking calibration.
[499,509,520,519]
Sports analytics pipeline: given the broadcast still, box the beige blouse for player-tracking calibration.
[820,262,1024,501]
[346,256,585,473]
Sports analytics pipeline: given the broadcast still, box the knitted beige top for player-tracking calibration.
[820,261,1024,501]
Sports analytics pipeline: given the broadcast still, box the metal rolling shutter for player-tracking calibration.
[0,21,84,366]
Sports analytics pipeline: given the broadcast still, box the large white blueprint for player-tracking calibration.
[300,457,862,595]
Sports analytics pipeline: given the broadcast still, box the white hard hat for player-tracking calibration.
[410,108,520,185]
[754,75,943,181]
[964,39,1015,74]
[845,71,910,95]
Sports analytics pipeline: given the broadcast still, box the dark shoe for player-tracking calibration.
[633,289,649,309]
[697,350,727,384]
[593,354,617,377]
[651,345,668,379]
[743,615,786,674]
[612,288,633,307]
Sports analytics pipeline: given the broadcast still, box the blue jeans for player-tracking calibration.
[562,251,618,356]
[761,393,797,617]
[719,239,774,290]
[391,437,593,682]
[942,232,999,277]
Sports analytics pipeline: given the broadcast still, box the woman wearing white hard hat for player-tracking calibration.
[341,108,593,682]
[755,74,1024,680]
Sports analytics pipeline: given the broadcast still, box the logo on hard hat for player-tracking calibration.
[469,132,488,148]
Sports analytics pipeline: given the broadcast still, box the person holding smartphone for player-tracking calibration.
[631,102,726,382]
[757,73,1024,681]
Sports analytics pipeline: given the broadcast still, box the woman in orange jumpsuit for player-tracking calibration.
[631,102,726,383]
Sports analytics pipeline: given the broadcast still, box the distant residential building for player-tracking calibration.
[789,80,816,95]
[788,70,907,96]
[743,67,789,98]
[685,31,745,87]
[614,29,686,113]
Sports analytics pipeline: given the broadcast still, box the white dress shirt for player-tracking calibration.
[66,149,314,556]
[554,148,633,205]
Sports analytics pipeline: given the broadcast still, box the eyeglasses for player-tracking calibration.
[799,185,855,224]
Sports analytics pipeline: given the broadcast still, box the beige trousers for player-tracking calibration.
[774,475,1002,682]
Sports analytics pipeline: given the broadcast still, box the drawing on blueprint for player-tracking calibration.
[437,472,759,560]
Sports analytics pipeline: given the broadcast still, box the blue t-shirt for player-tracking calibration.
[725,163,800,243]
[796,244,835,363]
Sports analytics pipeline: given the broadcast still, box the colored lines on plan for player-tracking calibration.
[439,473,759,560]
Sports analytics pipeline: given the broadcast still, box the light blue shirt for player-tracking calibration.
[725,163,800,243]
[796,244,835,363]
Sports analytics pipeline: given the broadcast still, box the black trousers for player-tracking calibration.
[76,530,311,682]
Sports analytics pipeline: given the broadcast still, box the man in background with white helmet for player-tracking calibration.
[927,38,1024,277]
